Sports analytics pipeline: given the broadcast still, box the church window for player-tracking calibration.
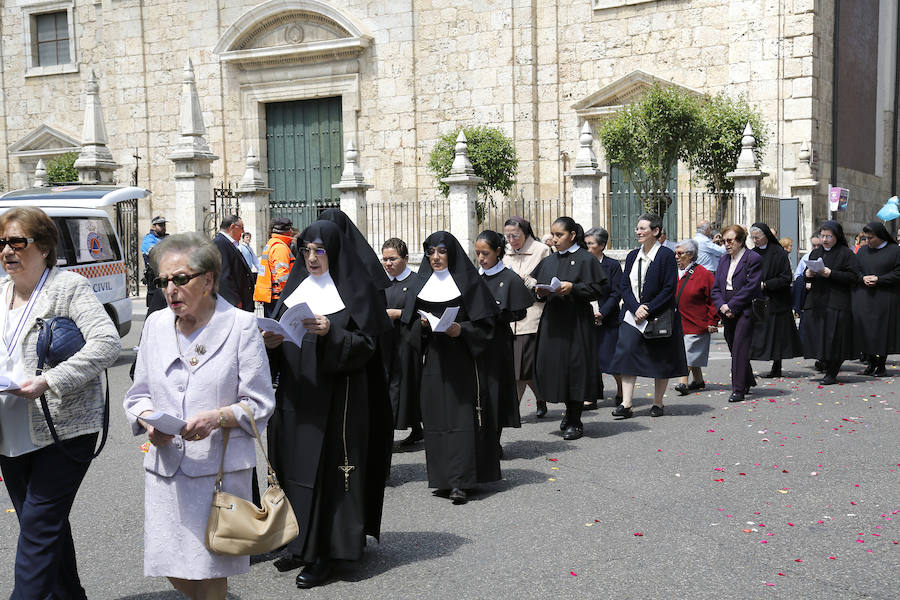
[22,2,78,77]
[34,12,70,66]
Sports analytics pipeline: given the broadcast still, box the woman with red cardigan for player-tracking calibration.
[673,238,719,395]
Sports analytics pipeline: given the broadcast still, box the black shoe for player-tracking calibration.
[687,381,706,390]
[728,392,745,403]
[821,375,837,385]
[535,401,547,418]
[674,383,688,396]
[761,370,782,378]
[582,400,598,410]
[400,426,424,446]
[295,560,331,589]
[649,405,664,417]
[860,364,877,376]
[611,405,633,419]
[614,396,623,405]
[873,367,887,377]
[562,424,583,440]
[449,488,467,505]
[559,413,569,431]
[274,555,304,572]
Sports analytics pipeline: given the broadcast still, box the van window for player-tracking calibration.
[52,217,122,266]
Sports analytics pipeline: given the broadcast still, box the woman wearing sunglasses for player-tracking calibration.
[0,207,120,599]
[262,220,392,588]
[400,231,502,505]
[124,232,275,599]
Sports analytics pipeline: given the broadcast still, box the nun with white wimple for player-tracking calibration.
[399,231,501,505]
[261,220,393,589]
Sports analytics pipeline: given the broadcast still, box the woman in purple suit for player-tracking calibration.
[711,224,762,402]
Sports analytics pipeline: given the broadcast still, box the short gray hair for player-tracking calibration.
[675,238,698,258]
[584,226,609,246]
[696,220,712,235]
[150,232,222,293]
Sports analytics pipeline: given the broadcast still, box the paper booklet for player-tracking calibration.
[139,411,187,436]
[535,277,562,293]
[418,306,460,333]
[806,257,826,273]
[257,302,316,347]
[624,310,648,333]
[0,376,20,392]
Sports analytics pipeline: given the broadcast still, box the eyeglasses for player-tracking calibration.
[300,247,327,257]
[425,246,448,256]
[504,232,521,240]
[153,271,207,288]
[0,237,35,251]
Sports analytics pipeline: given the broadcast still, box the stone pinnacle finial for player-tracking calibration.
[238,146,265,190]
[167,57,216,161]
[74,70,119,183]
[449,131,475,176]
[339,140,366,184]
[734,122,758,171]
[34,159,47,187]
[574,121,598,170]
[795,140,813,180]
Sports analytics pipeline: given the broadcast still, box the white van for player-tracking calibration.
[0,185,151,337]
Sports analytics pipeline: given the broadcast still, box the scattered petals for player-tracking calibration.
[633,532,643,536]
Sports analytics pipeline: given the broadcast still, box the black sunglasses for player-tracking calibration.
[153,271,207,288]
[0,237,35,251]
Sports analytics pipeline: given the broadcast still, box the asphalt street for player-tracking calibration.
[0,299,897,599]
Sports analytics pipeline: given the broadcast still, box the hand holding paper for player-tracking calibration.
[535,277,562,293]
[418,306,460,333]
[139,411,188,436]
[257,302,315,347]
[806,258,825,274]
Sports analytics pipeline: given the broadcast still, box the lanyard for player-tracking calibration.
[2,269,50,357]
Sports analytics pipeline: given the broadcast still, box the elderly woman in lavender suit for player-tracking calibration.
[124,233,274,600]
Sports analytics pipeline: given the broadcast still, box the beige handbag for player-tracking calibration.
[205,404,299,556]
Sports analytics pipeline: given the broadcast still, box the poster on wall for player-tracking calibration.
[829,186,850,212]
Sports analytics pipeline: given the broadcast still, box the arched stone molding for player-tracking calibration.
[213,1,372,188]
[213,0,373,69]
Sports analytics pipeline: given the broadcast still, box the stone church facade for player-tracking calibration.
[0,0,895,250]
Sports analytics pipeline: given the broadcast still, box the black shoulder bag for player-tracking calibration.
[639,258,677,339]
[35,317,109,463]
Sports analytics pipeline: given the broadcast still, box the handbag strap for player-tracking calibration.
[675,266,696,307]
[215,402,280,491]
[38,371,109,464]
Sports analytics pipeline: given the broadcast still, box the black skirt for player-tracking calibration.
[751,311,803,360]
[609,321,688,379]
[512,333,538,381]
[802,306,856,361]
[595,322,619,373]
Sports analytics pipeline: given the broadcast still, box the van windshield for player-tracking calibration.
[53,217,122,266]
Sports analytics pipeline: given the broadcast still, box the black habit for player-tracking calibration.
[801,230,861,361]
[853,237,900,357]
[481,265,534,429]
[750,224,803,361]
[400,232,502,490]
[530,246,609,404]
[383,271,421,429]
[267,221,392,565]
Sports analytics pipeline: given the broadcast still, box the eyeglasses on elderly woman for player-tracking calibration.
[0,237,35,251]
[152,271,207,288]
[299,247,327,257]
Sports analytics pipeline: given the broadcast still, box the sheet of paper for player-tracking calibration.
[418,306,460,333]
[140,411,187,436]
[257,302,315,347]
[624,310,648,333]
[0,376,20,392]
[535,276,562,293]
[806,257,825,273]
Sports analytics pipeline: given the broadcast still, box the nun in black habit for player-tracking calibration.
[748,222,803,378]
[852,221,900,375]
[400,231,501,505]
[475,230,534,447]
[319,207,392,291]
[263,220,393,589]
[801,220,861,385]
[530,217,609,440]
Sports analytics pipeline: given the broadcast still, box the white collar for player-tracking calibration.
[823,246,833,251]
[417,269,461,302]
[639,242,662,262]
[478,261,506,276]
[559,244,579,255]
[678,261,697,278]
[731,247,746,261]
[877,241,889,249]
[389,266,412,281]
[757,243,768,250]
[283,270,346,315]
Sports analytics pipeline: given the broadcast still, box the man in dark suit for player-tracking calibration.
[213,215,254,311]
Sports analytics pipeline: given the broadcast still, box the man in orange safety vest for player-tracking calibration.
[254,217,295,317]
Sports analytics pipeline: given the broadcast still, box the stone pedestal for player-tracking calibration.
[726,124,767,228]
[167,59,218,234]
[566,122,606,229]
[332,140,373,238]
[33,160,46,187]
[236,147,271,253]
[440,132,482,257]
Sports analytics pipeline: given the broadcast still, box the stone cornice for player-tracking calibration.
[218,37,370,68]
